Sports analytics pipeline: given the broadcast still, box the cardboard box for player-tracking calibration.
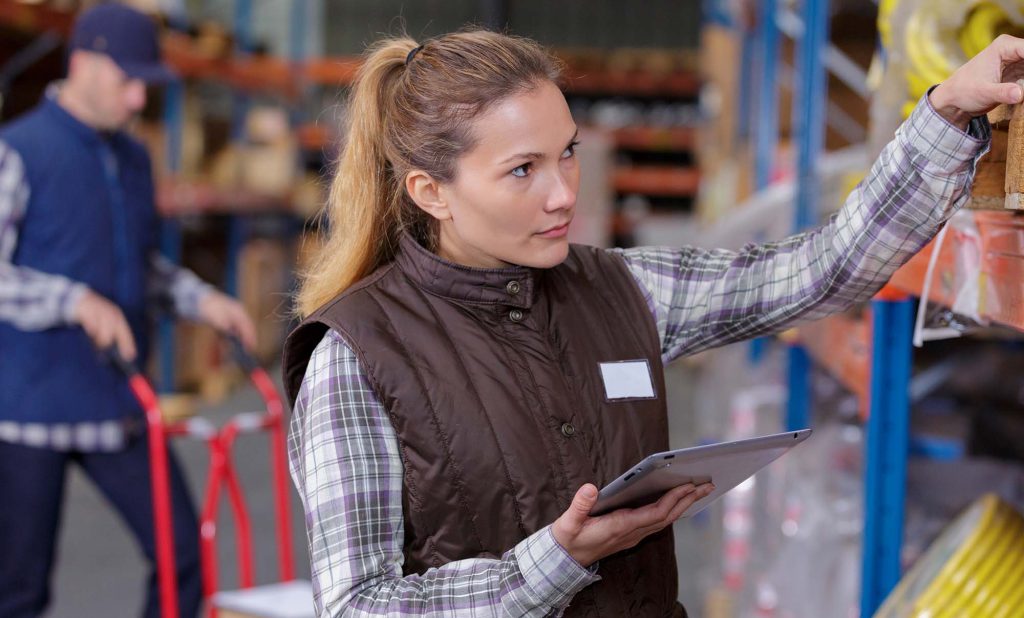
[697,25,740,167]
[966,126,1007,210]
[174,322,223,392]
[158,393,197,423]
[293,173,328,220]
[210,143,298,199]
[238,239,292,364]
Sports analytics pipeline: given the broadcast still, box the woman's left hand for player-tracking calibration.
[930,34,1024,128]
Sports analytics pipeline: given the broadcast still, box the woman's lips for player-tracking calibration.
[537,222,571,238]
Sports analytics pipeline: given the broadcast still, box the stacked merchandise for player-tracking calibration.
[876,0,1024,121]
[872,1,1024,212]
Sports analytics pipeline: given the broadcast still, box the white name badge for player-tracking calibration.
[598,359,656,401]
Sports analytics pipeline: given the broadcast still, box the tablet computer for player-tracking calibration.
[592,429,813,516]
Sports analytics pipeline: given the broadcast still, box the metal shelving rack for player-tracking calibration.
[748,1,1024,615]
[157,0,311,391]
[1,0,955,613]
[734,0,911,614]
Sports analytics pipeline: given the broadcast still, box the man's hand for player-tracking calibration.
[72,289,137,361]
[930,34,1024,128]
[551,482,715,567]
[198,291,258,351]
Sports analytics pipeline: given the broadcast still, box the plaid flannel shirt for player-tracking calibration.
[289,94,989,617]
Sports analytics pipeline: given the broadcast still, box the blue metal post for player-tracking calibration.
[793,0,829,233]
[861,298,914,616]
[224,218,245,296]
[288,0,309,147]
[736,36,755,148]
[785,0,830,432]
[701,0,734,27]
[234,0,252,52]
[159,79,185,392]
[289,1,308,70]
[749,0,780,365]
[754,0,780,191]
[785,346,810,430]
[284,0,309,317]
[225,0,254,298]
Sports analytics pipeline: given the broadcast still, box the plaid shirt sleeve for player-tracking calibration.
[612,92,991,364]
[0,138,213,327]
[147,252,214,321]
[0,140,88,330]
[289,329,600,618]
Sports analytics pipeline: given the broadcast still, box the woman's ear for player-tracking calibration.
[405,170,450,221]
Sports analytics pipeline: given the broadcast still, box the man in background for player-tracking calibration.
[0,4,255,617]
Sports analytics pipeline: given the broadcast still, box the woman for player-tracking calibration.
[284,29,1012,617]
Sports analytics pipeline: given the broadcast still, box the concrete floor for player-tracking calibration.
[46,376,311,618]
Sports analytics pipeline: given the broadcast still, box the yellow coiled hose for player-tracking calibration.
[880,1,1024,118]
[873,494,1024,618]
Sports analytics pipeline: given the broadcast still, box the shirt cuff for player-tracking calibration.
[60,282,89,325]
[514,526,601,612]
[898,87,991,174]
[179,281,216,322]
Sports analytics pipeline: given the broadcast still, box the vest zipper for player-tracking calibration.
[99,142,132,307]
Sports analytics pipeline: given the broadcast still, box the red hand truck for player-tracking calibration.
[112,338,310,618]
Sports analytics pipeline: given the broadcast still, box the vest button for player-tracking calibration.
[506,280,521,296]
[509,309,524,322]
[560,422,576,437]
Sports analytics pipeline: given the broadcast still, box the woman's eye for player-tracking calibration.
[511,163,531,178]
[562,142,580,159]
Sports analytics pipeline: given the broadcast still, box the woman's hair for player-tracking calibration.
[295,30,563,317]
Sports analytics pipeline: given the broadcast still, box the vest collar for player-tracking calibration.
[41,84,109,147]
[394,232,540,309]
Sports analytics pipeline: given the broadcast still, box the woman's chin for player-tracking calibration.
[519,238,570,269]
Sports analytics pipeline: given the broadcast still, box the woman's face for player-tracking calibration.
[431,80,580,269]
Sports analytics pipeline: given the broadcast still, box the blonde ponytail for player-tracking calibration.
[296,39,413,316]
[296,30,562,317]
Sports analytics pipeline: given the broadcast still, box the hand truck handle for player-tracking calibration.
[225,334,260,373]
[107,347,140,377]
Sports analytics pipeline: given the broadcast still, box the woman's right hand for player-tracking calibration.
[551,482,715,567]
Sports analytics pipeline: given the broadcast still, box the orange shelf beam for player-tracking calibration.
[795,210,1024,419]
[0,4,701,100]
[299,124,697,155]
[297,56,701,97]
[303,57,361,86]
[612,166,699,197]
[157,180,292,216]
[162,32,298,97]
[563,70,700,98]
[890,210,1024,333]
[296,123,336,151]
[0,0,73,35]
[796,312,871,412]
[611,126,695,151]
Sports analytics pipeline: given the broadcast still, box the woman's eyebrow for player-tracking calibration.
[497,127,579,166]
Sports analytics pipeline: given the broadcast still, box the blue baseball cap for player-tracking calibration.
[69,3,176,84]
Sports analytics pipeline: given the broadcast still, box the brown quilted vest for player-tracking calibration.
[283,234,686,617]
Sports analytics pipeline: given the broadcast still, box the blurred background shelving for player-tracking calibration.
[4,1,1024,617]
